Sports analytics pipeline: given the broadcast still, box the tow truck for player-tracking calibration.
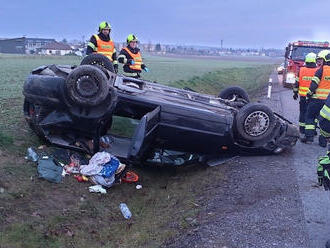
[282,40,330,87]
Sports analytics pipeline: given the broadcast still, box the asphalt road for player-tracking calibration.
[165,71,330,248]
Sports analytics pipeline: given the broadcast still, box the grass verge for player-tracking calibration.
[0,54,276,247]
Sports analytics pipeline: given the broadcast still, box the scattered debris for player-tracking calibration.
[28,148,129,192]
[90,175,115,187]
[100,135,113,148]
[26,147,39,162]
[88,185,107,194]
[37,156,63,183]
[119,203,132,219]
[122,171,139,183]
[74,175,88,182]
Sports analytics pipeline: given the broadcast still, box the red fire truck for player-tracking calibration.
[282,40,330,87]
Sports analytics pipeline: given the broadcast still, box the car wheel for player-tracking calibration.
[235,103,276,142]
[218,86,250,102]
[80,54,115,73]
[65,65,110,106]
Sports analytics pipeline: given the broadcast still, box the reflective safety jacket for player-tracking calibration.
[319,93,330,137]
[298,67,318,96]
[93,34,116,61]
[311,65,330,100]
[122,47,143,71]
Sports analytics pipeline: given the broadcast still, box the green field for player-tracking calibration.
[0,54,277,248]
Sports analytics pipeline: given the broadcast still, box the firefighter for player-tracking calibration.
[317,50,329,67]
[319,93,330,142]
[117,34,149,78]
[293,52,317,134]
[315,93,330,193]
[86,21,118,73]
[301,50,330,146]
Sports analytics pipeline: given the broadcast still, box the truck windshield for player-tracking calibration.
[291,46,330,61]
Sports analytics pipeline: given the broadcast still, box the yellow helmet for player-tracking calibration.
[127,34,138,43]
[305,52,316,63]
[99,21,111,32]
[317,50,330,60]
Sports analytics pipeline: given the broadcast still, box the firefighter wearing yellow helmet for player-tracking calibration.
[293,52,318,134]
[86,21,118,72]
[301,50,330,147]
[317,50,330,67]
[118,34,149,78]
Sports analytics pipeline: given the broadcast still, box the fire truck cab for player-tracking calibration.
[283,40,330,87]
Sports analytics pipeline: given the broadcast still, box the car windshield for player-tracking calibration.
[291,46,330,61]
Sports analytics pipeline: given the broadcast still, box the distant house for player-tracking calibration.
[38,42,73,55]
[25,38,56,54]
[0,37,55,54]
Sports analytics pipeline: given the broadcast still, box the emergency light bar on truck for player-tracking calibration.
[293,41,329,47]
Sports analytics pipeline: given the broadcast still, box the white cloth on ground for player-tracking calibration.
[80,152,112,176]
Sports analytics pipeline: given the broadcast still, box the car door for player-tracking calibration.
[127,106,160,162]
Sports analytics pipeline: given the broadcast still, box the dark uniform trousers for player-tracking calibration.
[299,96,308,133]
[305,98,325,138]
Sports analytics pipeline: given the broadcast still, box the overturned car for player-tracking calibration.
[23,54,299,166]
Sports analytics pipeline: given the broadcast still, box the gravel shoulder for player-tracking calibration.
[164,71,320,248]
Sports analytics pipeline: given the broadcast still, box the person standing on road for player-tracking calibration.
[117,34,149,78]
[86,21,118,73]
[293,53,318,134]
[301,50,330,146]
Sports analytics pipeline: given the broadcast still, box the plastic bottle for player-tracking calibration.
[119,203,132,219]
[27,147,39,162]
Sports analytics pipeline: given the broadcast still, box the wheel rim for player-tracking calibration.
[244,111,270,137]
[75,75,99,98]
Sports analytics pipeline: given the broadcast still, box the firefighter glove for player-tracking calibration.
[114,64,118,73]
[128,59,135,65]
[293,92,298,100]
[306,92,313,101]
[143,67,149,72]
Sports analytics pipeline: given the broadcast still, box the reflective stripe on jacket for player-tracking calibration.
[298,67,318,96]
[319,94,330,137]
[313,65,330,100]
[123,47,143,71]
[94,34,115,61]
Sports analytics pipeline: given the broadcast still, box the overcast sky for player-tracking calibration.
[0,0,329,48]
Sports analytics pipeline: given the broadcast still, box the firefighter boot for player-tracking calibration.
[300,136,313,144]
[319,135,327,148]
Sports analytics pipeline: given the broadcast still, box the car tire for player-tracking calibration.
[235,103,276,142]
[65,65,110,106]
[218,86,250,102]
[80,54,115,73]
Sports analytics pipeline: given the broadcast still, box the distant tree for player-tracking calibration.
[61,38,68,44]
[155,43,161,52]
